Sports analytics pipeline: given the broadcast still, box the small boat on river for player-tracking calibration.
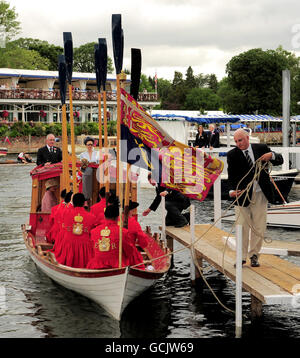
[0,147,8,156]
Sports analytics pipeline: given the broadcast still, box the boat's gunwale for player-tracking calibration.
[22,226,170,280]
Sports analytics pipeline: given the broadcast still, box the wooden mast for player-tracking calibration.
[58,55,70,192]
[63,32,77,193]
[112,14,124,269]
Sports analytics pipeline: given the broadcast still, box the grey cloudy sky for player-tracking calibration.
[8,0,300,80]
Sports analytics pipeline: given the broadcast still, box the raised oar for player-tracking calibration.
[123,48,142,229]
[58,55,70,191]
[97,38,109,200]
[112,13,124,269]
[63,32,77,193]
[94,44,104,190]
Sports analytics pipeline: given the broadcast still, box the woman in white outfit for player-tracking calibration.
[79,137,99,205]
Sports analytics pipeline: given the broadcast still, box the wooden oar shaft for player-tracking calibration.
[61,104,70,191]
[103,91,110,196]
[68,84,77,194]
[116,74,121,197]
[98,92,104,188]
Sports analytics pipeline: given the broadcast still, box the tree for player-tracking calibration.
[184,87,220,111]
[10,38,63,70]
[185,66,196,89]
[222,48,300,115]
[0,45,51,70]
[73,42,113,73]
[207,74,219,93]
[0,1,21,41]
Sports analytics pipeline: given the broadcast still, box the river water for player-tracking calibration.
[0,157,300,339]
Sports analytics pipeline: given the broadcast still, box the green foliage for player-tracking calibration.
[0,124,9,136]
[0,0,21,41]
[73,42,114,74]
[184,87,221,111]
[10,38,63,70]
[222,47,300,115]
[0,45,51,70]
[0,121,117,138]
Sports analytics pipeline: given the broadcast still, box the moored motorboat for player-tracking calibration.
[223,200,300,229]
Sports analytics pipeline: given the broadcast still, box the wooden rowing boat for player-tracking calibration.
[22,16,171,321]
[22,163,171,320]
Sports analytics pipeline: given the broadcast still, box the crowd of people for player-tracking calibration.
[45,189,150,270]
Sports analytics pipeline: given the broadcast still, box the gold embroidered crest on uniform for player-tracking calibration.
[73,213,83,235]
[97,227,111,252]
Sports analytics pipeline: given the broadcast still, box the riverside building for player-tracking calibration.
[0,68,159,123]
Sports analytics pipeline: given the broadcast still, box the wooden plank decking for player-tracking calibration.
[165,224,300,306]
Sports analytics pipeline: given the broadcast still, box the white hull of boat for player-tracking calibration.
[223,200,300,229]
[24,233,164,321]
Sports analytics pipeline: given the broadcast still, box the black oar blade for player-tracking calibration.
[98,38,108,91]
[58,54,67,105]
[63,32,73,84]
[130,48,142,101]
[112,14,123,75]
[94,44,101,93]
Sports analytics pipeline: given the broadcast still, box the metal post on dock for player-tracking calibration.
[214,170,222,229]
[190,204,196,283]
[235,224,243,338]
[161,195,166,244]
[282,69,290,149]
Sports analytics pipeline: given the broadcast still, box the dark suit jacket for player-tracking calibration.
[207,129,220,148]
[194,131,208,148]
[227,143,283,206]
[36,146,62,166]
[149,185,190,212]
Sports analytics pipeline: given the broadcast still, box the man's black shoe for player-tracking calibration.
[250,254,260,267]
[234,260,246,268]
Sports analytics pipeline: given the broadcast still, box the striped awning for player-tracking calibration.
[151,113,300,124]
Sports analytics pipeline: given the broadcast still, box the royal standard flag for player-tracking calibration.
[121,88,224,201]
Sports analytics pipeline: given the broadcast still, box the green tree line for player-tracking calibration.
[1,0,300,117]
[0,121,117,138]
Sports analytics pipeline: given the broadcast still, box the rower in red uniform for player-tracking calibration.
[87,201,143,269]
[46,189,66,243]
[90,187,106,226]
[50,191,73,253]
[55,193,96,268]
[126,200,149,250]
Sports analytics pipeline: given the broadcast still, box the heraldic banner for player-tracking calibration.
[120,88,224,201]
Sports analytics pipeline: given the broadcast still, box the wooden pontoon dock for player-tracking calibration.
[166,224,300,319]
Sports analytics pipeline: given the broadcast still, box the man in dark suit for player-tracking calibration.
[207,123,220,149]
[37,133,62,166]
[227,129,283,267]
[142,173,191,228]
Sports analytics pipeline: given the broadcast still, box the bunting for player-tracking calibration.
[120,88,224,201]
